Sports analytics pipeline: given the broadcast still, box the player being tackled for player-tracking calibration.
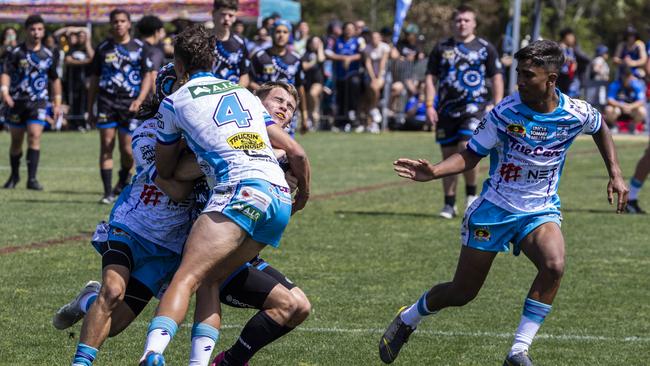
[379,40,628,365]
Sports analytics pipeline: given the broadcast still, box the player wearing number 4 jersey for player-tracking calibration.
[379,40,628,366]
[140,25,309,366]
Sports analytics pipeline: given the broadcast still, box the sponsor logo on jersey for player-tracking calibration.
[473,227,491,241]
[529,126,549,141]
[19,59,28,68]
[556,125,570,141]
[140,144,155,164]
[104,52,117,63]
[526,167,558,182]
[239,186,272,211]
[443,50,455,59]
[509,141,563,158]
[263,64,275,74]
[506,123,526,137]
[227,132,265,150]
[499,163,522,182]
[188,81,240,98]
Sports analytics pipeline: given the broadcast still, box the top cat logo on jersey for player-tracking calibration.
[506,124,526,138]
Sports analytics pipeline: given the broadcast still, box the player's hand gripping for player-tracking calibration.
[393,158,436,182]
[607,175,629,213]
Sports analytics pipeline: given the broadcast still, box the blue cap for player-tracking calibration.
[274,19,292,33]
[595,45,608,56]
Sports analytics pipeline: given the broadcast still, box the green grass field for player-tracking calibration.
[1,130,649,365]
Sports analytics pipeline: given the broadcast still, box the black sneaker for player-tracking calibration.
[503,351,534,366]
[626,200,646,214]
[378,306,415,364]
[3,175,19,189]
[26,179,43,191]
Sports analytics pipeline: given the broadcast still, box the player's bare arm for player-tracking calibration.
[155,140,183,179]
[172,150,203,181]
[393,148,482,182]
[591,119,629,213]
[267,123,311,213]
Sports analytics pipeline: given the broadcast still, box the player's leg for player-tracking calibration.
[379,246,496,364]
[631,105,647,134]
[504,220,564,365]
[459,116,481,209]
[440,143,460,218]
[98,126,117,203]
[141,213,263,363]
[216,264,310,366]
[114,127,134,195]
[4,124,25,188]
[25,120,45,190]
[603,105,620,128]
[108,277,154,337]
[628,141,650,213]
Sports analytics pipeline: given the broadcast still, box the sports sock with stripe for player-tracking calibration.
[189,322,219,366]
[509,297,552,356]
[400,291,437,327]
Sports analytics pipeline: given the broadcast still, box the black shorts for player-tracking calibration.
[436,112,484,147]
[6,99,47,128]
[220,258,296,310]
[97,94,138,133]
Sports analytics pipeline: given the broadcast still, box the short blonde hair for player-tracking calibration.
[254,81,300,107]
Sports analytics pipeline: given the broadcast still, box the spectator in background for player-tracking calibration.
[402,80,427,130]
[293,21,310,56]
[0,27,19,128]
[44,33,63,80]
[326,21,363,131]
[232,19,245,36]
[248,26,272,54]
[88,9,153,203]
[250,20,307,132]
[211,0,250,87]
[587,45,610,111]
[363,30,390,133]
[425,4,503,218]
[557,28,590,97]
[1,15,62,190]
[261,16,276,33]
[301,36,325,130]
[605,66,646,133]
[613,26,647,79]
[62,28,94,130]
[396,24,424,62]
[137,15,166,92]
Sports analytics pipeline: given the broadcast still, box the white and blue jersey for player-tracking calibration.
[110,118,195,254]
[467,90,602,213]
[157,73,287,189]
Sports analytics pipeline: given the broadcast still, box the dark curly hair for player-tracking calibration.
[514,40,565,73]
[213,0,238,11]
[173,24,215,76]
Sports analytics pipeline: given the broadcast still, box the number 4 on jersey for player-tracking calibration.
[213,92,252,128]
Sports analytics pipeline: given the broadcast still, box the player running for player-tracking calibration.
[378,40,628,366]
[140,25,308,366]
[1,14,62,190]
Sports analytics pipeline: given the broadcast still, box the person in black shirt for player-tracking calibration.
[1,15,62,190]
[425,4,504,218]
[88,9,153,204]
[250,20,308,133]
[211,0,250,87]
[137,15,166,95]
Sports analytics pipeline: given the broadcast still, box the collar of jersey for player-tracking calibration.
[517,88,565,118]
[190,71,214,80]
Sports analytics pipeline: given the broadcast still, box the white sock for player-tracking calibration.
[189,336,217,366]
[79,291,98,314]
[509,315,541,356]
[140,329,172,362]
[400,292,436,327]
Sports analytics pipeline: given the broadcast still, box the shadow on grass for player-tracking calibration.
[334,210,441,219]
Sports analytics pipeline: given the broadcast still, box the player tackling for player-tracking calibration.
[378,40,628,366]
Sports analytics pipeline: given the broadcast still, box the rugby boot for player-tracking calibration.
[625,199,646,214]
[439,204,458,219]
[26,178,43,191]
[211,351,249,366]
[140,352,165,366]
[53,281,101,330]
[503,351,534,366]
[379,307,415,364]
[3,175,19,189]
[98,194,116,205]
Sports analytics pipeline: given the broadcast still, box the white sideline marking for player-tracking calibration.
[145,323,650,343]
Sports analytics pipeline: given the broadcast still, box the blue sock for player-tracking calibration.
[148,316,179,338]
[72,343,98,366]
[80,293,97,314]
[630,178,643,200]
[522,297,552,324]
[141,316,178,358]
